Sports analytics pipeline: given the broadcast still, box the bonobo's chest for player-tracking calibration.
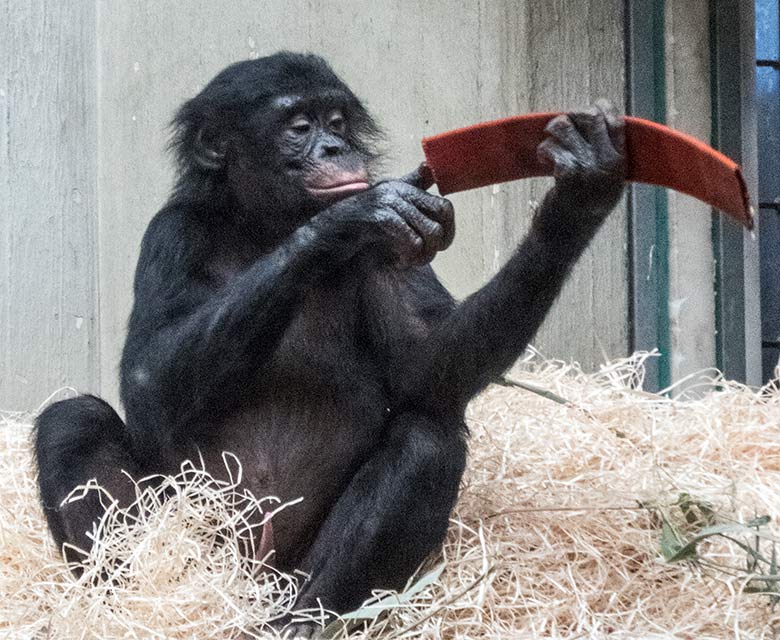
[273,271,370,380]
[208,249,414,401]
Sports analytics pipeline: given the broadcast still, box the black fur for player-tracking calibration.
[35,53,625,632]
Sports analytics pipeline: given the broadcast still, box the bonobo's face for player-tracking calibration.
[270,92,371,204]
[219,87,379,230]
[176,53,383,237]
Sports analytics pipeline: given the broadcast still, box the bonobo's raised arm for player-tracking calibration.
[394,101,626,415]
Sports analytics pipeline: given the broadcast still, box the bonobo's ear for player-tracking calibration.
[194,127,226,171]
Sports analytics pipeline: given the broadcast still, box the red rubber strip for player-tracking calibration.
[421,113,753,229]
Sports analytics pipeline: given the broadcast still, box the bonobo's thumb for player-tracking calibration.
[398,162,435,190]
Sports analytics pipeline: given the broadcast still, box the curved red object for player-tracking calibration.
[421,113,752,229]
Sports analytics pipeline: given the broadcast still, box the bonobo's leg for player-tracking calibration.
[34,395,139,565]
[285,412,466,632]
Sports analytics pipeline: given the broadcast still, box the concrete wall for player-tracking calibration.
[1,0,99,410]
[4,1,629,410]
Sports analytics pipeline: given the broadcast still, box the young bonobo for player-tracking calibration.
[35,52,625,636]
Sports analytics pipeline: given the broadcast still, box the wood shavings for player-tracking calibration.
[2,353,778,638]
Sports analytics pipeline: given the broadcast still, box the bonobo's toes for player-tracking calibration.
[279,622,321,639]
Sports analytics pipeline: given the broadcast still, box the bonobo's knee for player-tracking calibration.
[377,412,468,578]
[388,412,467,501]
[34,395,133,553]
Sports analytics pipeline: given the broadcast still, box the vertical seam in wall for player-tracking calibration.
[624,0,637,356]
[94,0,103,395]
[57,2,66,389]
[2,0,11,396]
[709,1,723,373]
[738,0,760,384]
[743,0,762,384]
[586,0,596,362]
[653,0,672,390]
[475,0,482,279]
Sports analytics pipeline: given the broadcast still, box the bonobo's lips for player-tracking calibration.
[305,171,371,201]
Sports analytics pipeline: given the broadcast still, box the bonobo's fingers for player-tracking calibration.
[374,205,425,265]
[541,105,626,186]
[398,162,435,191]
[389,197,446,266]
[544,114,593,162]
[321,179,454,268]
[568,103,625,177]
[534,103,626,237]
[398,183,456,249]
[282,624,319,639]
[568,104,625,185]
[595,98,626,155]
[569,105,615,160]
[536,137,578,180]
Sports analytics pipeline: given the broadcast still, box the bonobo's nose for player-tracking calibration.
[317,134,347,157]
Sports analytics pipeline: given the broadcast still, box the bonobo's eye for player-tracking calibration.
[327,110,346,136]
[288,115,312,136]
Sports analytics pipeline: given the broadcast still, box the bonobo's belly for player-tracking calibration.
[204,369,388,568]
[198,283,390,568]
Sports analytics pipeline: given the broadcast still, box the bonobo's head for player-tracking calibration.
[171,52,382,234]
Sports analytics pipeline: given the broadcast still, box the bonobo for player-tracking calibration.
[35,52,625,634]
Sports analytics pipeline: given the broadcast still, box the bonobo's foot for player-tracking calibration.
[255,618,326,640]
[279,621,322,639]
[534,99,626,242]
[239,620,322,639]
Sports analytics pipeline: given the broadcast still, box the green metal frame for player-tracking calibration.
[625,0,671,391]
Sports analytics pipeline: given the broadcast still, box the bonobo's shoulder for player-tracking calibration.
[140,205,207,252]
[132,205,212,293]
[137,205,212,268]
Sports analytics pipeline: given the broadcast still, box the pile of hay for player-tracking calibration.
[2,353,779,639]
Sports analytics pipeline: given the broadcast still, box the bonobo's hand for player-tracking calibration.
[314,165,455,267]
[534,99,626,240]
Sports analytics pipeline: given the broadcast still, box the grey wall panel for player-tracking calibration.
[1,0,98,410]
[665,0,717,385]
[711,0,762,385]
[96,0,629,407]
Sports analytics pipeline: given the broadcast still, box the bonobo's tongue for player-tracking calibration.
[305,169,370,202]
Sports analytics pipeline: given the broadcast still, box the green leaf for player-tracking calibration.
[318,563,446,638]
[664,523,774,565]
[746,515,772,528]
[660,521,690,562]
[342,563,445,620]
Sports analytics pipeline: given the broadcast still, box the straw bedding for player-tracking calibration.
[1,352,779,639]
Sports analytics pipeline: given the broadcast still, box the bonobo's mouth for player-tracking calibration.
[305,171,371,202]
